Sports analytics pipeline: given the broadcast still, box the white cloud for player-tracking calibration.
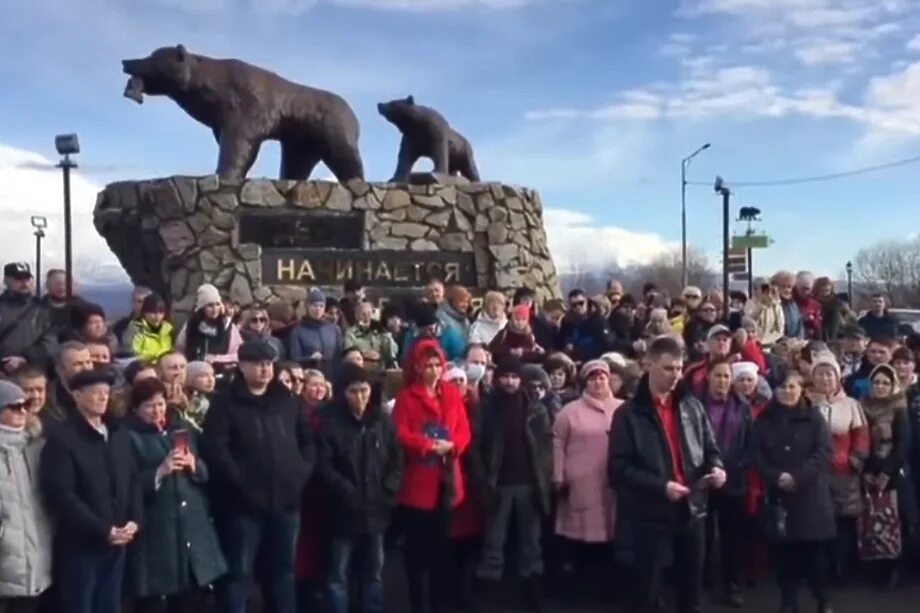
[0,144,128,284]
[150,0,534,12]
[543,208,671,273]
[795,41,861,65]
[907,34,920,51]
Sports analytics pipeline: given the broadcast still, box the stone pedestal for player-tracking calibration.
[93,174,560,319]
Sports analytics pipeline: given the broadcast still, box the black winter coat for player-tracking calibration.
[751,400,836,542]
[480,390,553,516]
[40,413,143,554]
[124,414,227,598]
[609,375,723,529]
[201,377,315,515]
[532,312,563,355]
[0,291,56,369]
[317,400,403,537]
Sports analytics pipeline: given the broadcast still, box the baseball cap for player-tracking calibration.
[3,262,32,280]
[707,324,732,341]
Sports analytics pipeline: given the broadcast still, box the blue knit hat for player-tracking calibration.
[307,288,326,305]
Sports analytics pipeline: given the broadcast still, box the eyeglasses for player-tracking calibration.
[5,402,27,412]
[251,317,267,323]
[529,383,547,390]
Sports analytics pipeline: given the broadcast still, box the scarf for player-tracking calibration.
[705,391,743,455]
[862,393,906,460]
[186,310,231,359]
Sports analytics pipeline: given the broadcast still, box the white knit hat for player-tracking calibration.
[195,284,222,311]
[731,361,759,381]
[811,352,841,379]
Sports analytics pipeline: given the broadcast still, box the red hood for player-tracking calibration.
[403,337,447,388]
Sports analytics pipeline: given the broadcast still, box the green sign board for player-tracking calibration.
[732,234,770,250]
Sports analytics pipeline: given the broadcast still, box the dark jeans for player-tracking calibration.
[327,534,385,613]
[0,598,40,613]
[57,548,126,613]
[221,511,299,613]
[401,506,451,613]
[478,485,543,579]
[632,518,705,613]
[773,541,829,608]
[705,492,748,592]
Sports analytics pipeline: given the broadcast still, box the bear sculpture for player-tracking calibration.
[377,96,480,183]
[122,45,365,183]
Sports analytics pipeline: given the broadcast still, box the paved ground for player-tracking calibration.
[381,564,920,612]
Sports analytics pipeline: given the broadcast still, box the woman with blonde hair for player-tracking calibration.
[241,306,286,360]
[469,291,508,346]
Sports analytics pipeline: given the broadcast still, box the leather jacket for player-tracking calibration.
[609,374,723,528]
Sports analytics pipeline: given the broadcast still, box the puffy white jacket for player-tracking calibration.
[0,426,53,597]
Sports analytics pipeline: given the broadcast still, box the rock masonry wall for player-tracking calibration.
[94,174,560,319]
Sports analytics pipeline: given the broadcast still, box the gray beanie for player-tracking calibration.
[0,380,25,409]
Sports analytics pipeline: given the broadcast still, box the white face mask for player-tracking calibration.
[464,363,486,383]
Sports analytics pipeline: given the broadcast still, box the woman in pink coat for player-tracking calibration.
[553,359,623,547]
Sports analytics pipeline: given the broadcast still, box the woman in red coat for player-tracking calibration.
[393,339,471,613]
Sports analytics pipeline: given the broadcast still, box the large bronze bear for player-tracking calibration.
[378,96,480,183]
[122,45,365,183]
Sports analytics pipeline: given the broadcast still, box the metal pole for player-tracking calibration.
[34,230,43,297]
[847,270,853,302]
[721,189,731,322]
[747,247,753,298]
[681,160,688,288]
[59,156,75,299]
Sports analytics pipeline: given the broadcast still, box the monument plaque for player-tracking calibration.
[263,249,476,287]
[239,211,363,249]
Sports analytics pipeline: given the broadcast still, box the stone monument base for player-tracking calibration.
[93,173,560,320]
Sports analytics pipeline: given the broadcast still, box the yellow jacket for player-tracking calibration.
[129,319,175,364]
[669,314,687,336]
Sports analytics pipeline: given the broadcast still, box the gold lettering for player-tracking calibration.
[393,262,410,282]
[375,261,392,281]
[276,259,296,282]
[297,259,315,282]
[426,263,443,283]
[359,260,373,282]
[335,260,354,282]
[443,262,460,284]
[412,263,424,283]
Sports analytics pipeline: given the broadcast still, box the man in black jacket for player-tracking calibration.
[478,357,553,611]
[318,364,402,613]
[41,369,142,613]
[201,339,314,613]
[609,335,725,613]
[0,262,57,374]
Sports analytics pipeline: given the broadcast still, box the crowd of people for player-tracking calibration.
[0,260,918,613]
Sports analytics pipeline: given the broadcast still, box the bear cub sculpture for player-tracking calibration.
[122,44,365,183]
[377,96,480,183]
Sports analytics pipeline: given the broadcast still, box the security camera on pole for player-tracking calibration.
[30,216,47,297]
[55,134,79,300]
[714,177,731,322]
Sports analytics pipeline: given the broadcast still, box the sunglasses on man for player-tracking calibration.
[4,402,27,412]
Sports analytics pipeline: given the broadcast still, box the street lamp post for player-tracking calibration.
[55,134,80,300]
[681,142,712,288]
[846,261,853,303]
[715,176,731,323]
[30,216,47,297]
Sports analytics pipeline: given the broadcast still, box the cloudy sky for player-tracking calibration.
[2,0,919,284]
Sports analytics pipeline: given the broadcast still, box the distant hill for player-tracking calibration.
[81,283,133,319]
